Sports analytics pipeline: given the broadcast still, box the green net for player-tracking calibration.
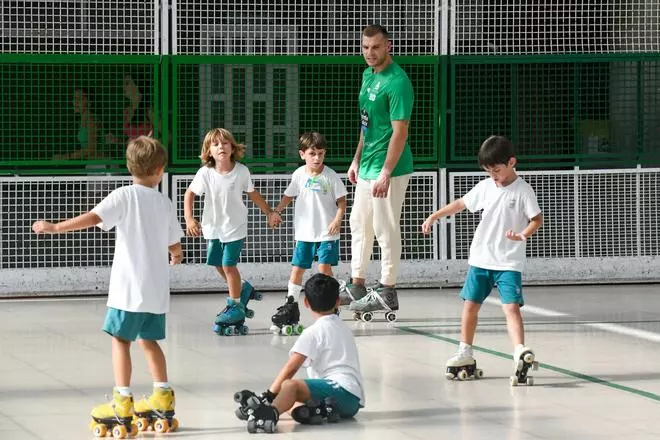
[172,59,437,169]
[0,60,159,167]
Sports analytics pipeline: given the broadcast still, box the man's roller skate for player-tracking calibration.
[133,387,179,433]
[445,349,484,380]
[89,389,138,438]
[338,280,368,306]
[241,280,263,319]
[291,398,341,425]
[510,345,538,386]
[348,285,398,323]
[213,298,249,336]
[233,389,276,421]
[244,396,279,433]
[270,296,304,336]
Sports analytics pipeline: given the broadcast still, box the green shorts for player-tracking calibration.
[460,266,524,305]
[206,238,244,267]
[102,307,166,341]
[304,379,361,418]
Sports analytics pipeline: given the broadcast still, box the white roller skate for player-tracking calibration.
[445,348,483,381]
[510,345,538,386]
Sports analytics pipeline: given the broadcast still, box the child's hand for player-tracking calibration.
[32,221,57,234]
[327,219,341,236]
[170,252,183,265]
[267,212,281,229]
[505,230,527,241]
[185,218,201,236]
[421,216,436,234]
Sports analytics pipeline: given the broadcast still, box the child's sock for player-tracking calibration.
[459,342,472,354]
[114,386,132,396]
[153,382,170,389]
[287,282,302,300]
[229,296,240,304]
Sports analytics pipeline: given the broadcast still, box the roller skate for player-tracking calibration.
[348,285,398,323]
[234,389,276,421]
[213,298,249,336]
[89,389,138,438]
[241,280,263,319]
[133,387,179,433]
[245,396,279,433]
[510,345,538,386]
[270,296,304,336]
[291,398,341,425]
[338,280,368,306]
[445,349,483,381]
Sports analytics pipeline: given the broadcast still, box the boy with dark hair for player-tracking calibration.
[235,273,365,433]
[422,135,543,386]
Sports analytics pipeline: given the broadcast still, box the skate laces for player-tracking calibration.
[140,393,167,418]
[360,289,391,311]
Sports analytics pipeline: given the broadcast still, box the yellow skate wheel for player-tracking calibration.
[92,423,107,437]
[129,423,138,437]
[170,418,180,432]
[135,417,150,431]
[154,418,170,434]
[111,424,127,439]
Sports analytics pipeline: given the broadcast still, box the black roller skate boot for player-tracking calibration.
[270,296,304,336]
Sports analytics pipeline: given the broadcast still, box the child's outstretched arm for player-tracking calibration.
[328,195,347,236]
[505,213,543,241]
[32,212,102,234]
[168,242,184,265]
[267,352,307,395]
[248,190,281,229]
[183,189,201,236]
[421,198,467,234]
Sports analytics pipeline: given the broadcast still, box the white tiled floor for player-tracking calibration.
[1,284,660,439]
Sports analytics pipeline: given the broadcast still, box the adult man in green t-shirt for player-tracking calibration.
[341,24,413,315]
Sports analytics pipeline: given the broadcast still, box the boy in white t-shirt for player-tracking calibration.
[269,132,347,335]
[32,136,184,436]
[422,135,543,385]
[234,274,364,433]
[184,128,280,336]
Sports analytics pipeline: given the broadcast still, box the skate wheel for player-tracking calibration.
[532,361,539,371]
[457,369,469,381]
[445,372,455,380]
[245,308,255,319]
[523,352,535,363]
[361,312,373,322]
[264,419,276,433]
[135,418,150,431]
[213,324,221,334]
[510,376,519,387]
[475,369,484,379]
[92,423,107,437]
[294,324,304,335]
[247,419,257,434]
[269,324,280,334]
[111,424,127,439]
[129,423,138,437]
[254,292,263,301]
[385,311,397,323]
[170,418,179,432]
[526,376,535,386]
[353,312,362,321]
[235,407,248,421]
[239,325,249,335]
[282,325,293,336]
[223,327,233,336]
[154,418,169,434]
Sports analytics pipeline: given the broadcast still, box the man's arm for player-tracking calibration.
[348,131,365,185]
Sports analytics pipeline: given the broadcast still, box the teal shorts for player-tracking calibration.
[292,240,339,269]
[206,238,244,267]
[304,379,361,418]
[460,266,524,305]
[102,307,166,341]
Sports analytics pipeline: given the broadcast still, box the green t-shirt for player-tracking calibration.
[358,62,414,180]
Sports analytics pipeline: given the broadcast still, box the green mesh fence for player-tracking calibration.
[450,57,660,167]
[0,57,160,168]
[172,57,438,170]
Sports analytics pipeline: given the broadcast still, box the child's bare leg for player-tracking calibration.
[215,266,227,281]
[112,337,132,387]
[138,339,168,382]
[272,379,312,415]
[289,267,306,287]
[317,264,333,277]
[502,303,524,346]
[461,300,481,345]
[223,266,242,300]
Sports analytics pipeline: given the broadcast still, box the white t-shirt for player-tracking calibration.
[462,176,541,272]
[284,166,348,242]
[290,314,365,405]
[92,184,183,314]
[187,163,255,242]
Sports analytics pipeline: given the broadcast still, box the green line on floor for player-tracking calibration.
[398,325,660,402]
